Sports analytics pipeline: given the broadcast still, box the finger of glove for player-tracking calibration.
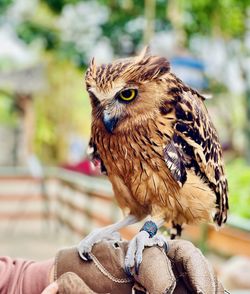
[167,240,222,294]
[57,272,100,294]
[133,246,176,294]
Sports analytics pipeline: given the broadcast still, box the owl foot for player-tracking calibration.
[78,215,138,261]
[124,232,169,277]
[78,228,121,261]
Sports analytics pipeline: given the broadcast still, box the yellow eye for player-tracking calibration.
[118,89,137,102]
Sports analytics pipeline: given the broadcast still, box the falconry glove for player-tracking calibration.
[54,239,224,294]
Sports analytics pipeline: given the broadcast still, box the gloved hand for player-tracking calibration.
[54,239,224,294]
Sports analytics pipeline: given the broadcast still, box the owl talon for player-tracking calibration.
[163,240,169,253]
[135,261,141,276]
[78,244,93,261]
[77,228,122,261]
[124,266,133,278]
[125,231,169,275]
[83,252,93,261]
[77,238,93,261]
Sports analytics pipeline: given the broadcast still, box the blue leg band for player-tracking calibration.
[140,220,158,238]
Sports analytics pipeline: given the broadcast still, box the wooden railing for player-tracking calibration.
[0,167,249,256]
[0,167,138,240]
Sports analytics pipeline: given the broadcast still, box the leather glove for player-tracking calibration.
[54,239,224,294]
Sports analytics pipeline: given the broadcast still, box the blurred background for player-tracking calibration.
[0,0,250,292]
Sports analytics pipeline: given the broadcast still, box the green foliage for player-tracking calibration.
[56,42,87,68]
[16,0,249,68]
[180,0,249,39]
[1,0,249,165]
[101,1,170,54]
[34,54,91,164]
[17,21,59,50]
[227,158,250,219]
[42,0,79,13]
[0,92,17,126]
[0,0,12,14]
[17,1,142,64]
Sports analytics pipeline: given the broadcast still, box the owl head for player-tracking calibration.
[85,48,171,133]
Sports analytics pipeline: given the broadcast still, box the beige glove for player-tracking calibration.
[54,239,224,294]
[163,240,224,294]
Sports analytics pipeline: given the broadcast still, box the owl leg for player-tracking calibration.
[78,214,138,261]
[125,219,168,276]
[170,222,183,239]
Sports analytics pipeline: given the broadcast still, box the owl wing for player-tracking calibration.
[163,140,187,186]
[161,86,228,226]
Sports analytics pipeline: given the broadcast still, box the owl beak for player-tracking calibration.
[103,112,119,133]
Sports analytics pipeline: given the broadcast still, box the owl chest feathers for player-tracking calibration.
[92,118,182,214]
[92,113,216,224]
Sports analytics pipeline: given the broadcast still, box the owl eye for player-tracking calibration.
[118,89,137,102]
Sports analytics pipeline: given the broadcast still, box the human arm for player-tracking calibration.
[0,256,54,294]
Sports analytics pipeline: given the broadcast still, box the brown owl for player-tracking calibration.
[78,48,228,273]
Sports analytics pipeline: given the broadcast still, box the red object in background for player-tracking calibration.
[62,159,101,176]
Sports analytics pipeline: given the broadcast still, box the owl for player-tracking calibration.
[78,48,228,272]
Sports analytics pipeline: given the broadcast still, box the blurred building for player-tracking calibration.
[0,26,46,165]
[0,65,46,165]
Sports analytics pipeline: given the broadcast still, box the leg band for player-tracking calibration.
[139,220,158,238]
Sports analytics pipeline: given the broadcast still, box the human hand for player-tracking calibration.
[41,282,58,294]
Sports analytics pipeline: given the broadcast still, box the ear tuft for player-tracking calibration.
[136,46,151,63]
[85,57,97,84]
[89,57,97,74]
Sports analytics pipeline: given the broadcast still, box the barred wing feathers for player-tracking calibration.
[162,84,228,226]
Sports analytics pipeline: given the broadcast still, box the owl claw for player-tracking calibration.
[78,242,93,261]
[163,240,169,253]
[125,232,169,275]
[135,261,141,276]
[77,228,122,261]
[124,265,133,278]
[80,251,92,261]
